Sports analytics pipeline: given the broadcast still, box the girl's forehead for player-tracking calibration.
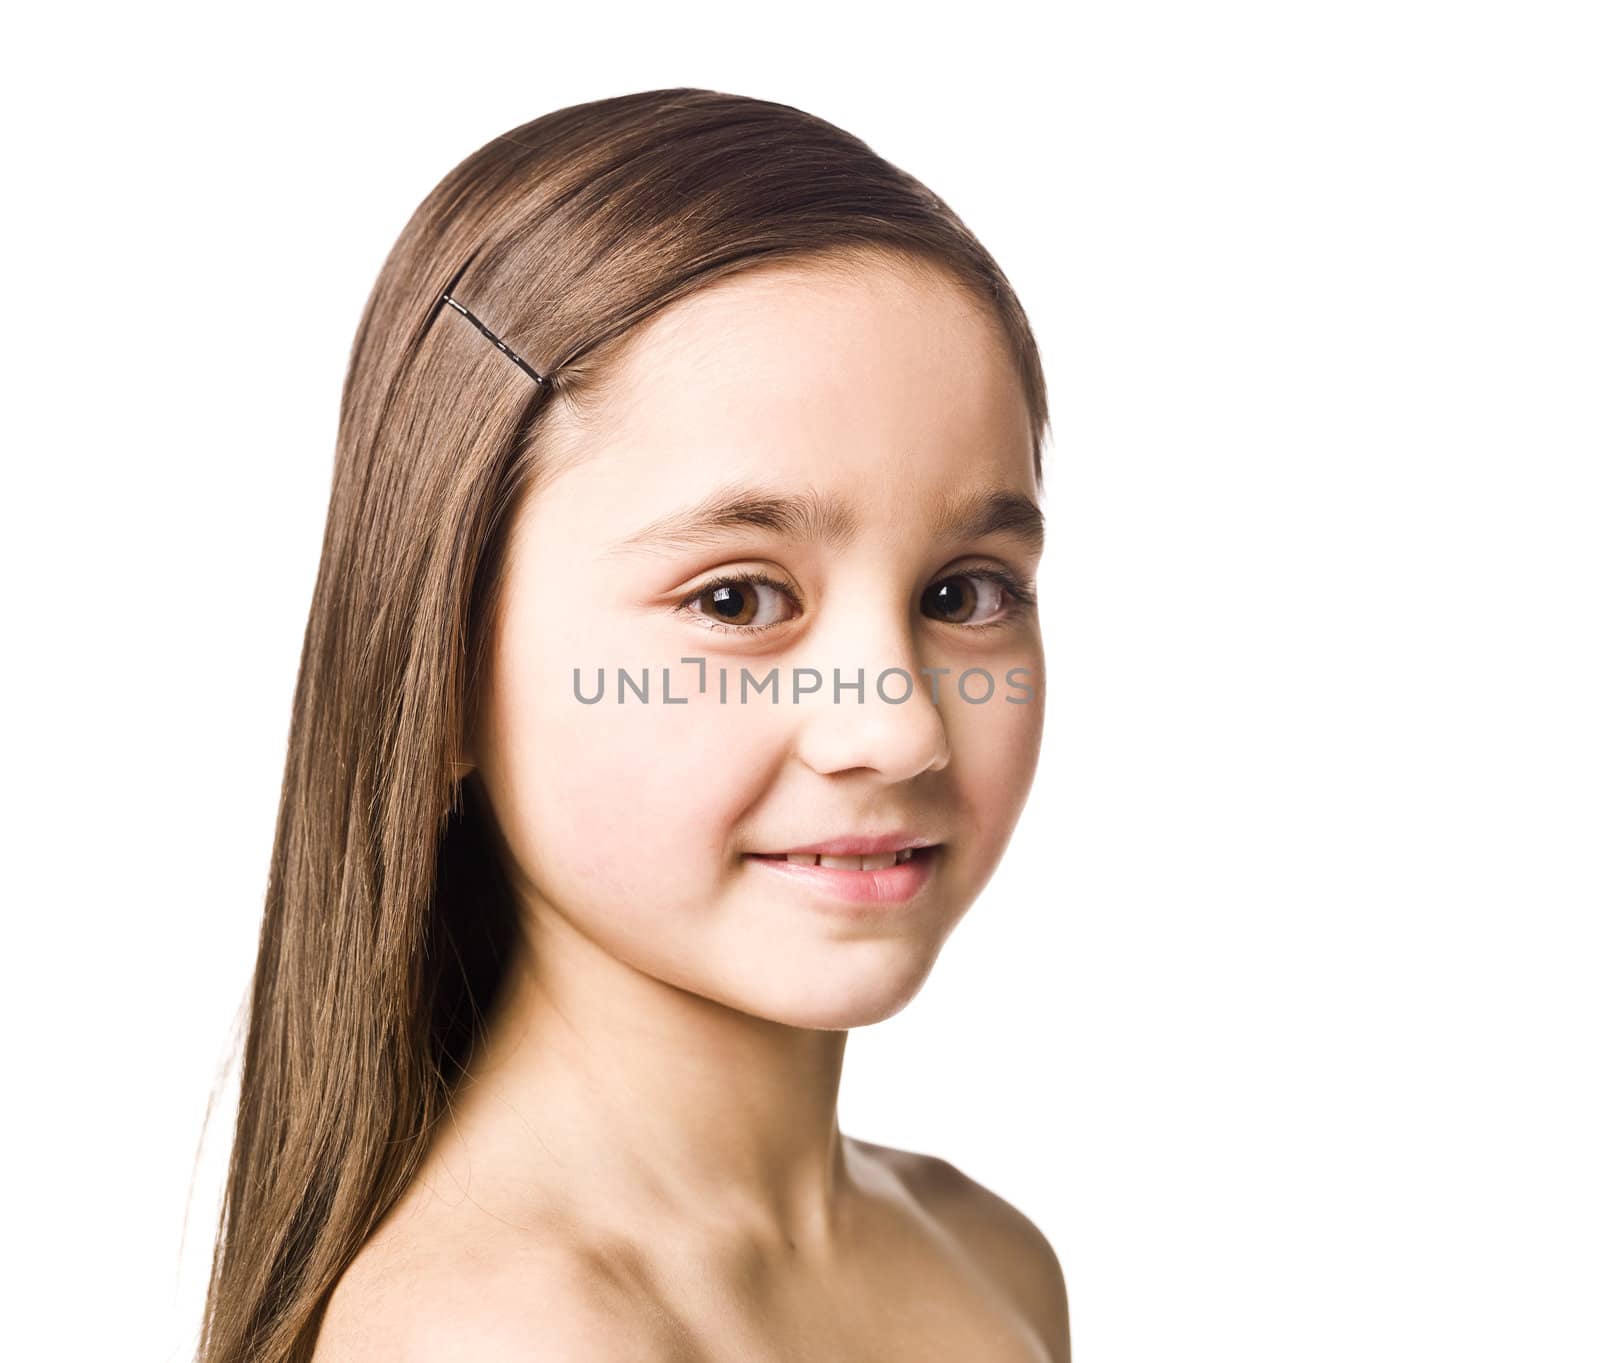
[538,260,1032,519]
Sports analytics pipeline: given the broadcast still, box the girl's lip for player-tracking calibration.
[743,845,940,910]
[754,833,938,858]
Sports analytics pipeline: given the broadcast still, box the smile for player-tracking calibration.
[743,845,940,909]
[749,848,920,870]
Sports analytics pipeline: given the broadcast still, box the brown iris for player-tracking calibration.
[923,577,979,623]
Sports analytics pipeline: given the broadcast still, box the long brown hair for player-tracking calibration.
[197,86,1051,1363]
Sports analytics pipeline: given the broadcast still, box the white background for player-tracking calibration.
[4,3,1595,1360]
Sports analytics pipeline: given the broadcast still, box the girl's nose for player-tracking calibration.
[788,648,954,782]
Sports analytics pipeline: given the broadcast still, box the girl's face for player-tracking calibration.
[470,254,1045,1029]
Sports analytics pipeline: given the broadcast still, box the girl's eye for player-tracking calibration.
[922,568,1038,630]
[675,567,1038,636]
[678,571,800,634]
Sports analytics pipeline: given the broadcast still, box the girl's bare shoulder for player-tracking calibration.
[850,1136,1072,1362]
[310,1201,694,1363]
[312,1142,1067,1363]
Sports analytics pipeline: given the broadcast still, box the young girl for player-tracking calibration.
[199,87,1067,1363]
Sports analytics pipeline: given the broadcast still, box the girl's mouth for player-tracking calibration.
[748,846,923,870]
[743,845,941,910]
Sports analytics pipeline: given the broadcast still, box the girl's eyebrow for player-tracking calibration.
[604,481,1045,559]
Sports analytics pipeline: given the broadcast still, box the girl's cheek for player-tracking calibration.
[506,663,766,894]
[980,674,1047,852]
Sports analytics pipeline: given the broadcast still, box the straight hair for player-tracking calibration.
[196,86,1050,1363]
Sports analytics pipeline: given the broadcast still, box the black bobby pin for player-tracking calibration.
[440,292,549,387]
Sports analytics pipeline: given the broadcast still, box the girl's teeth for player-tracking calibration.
[784,849,915,870]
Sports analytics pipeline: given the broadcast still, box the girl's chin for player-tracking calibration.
[694,954,939,1032]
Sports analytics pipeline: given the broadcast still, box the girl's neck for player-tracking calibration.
[415,901,859,1254]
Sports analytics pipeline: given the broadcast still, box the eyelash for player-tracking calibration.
[675,566,1039,636]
